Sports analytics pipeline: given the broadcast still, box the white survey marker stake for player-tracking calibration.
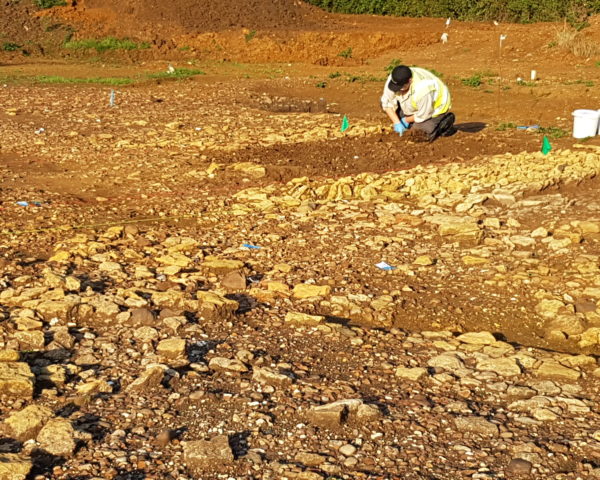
[441,33,449,44]
[445,17,451,27]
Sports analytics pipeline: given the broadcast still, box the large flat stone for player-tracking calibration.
[184,435,234,472]
[0,454,32,480]
[0,362,35,398]
[2,405,53,441]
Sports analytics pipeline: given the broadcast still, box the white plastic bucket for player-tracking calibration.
[572,109,600,138]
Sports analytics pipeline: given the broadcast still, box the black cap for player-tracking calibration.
[388,65,412,92]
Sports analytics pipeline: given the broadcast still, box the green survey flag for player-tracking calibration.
[541,136,552,155]
[340,114,350,133]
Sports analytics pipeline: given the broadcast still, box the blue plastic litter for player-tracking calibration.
[375,261,396,271]
[16,201,29,207]
[242,243,261,249]
[16,201,42,207]
[516,125,539,130]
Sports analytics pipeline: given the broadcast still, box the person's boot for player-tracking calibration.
[428,112,456,142]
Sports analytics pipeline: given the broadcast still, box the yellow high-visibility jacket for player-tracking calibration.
[381,67,451,123]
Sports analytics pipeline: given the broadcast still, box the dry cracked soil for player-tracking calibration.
[2,1,600,479]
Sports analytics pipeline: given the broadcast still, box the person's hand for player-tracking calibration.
[393,122,407,136]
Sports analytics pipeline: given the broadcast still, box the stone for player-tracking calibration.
[307,399,379,428]
[413,255,435,266]
[285,312,325,325]
[292,284,331,299]
[155,253,192,268]
[2,405,53,441]
[266,281,290,294]
[339,444,357,456]
[157,338,186,359]
[578,328,600,348]
[506,458,533,475]
[476,358,521,377]
[221,271,246,290]
[307,402,345,428]
[196,291,239,319]
[0,454,32,480]
[133,326,160,342]
[546,315,585,336]
[201,257,244,273]
[99,261,122,273]
[294,452,326,467]
[454,416,499,436]
[535,361,581,382]
[209,357,248,373]
[37,418,77,457]
[75,379,113,396]
[395,367,427,381]
[127,365,167,392]
[461,255,489,265]
[0,362,35,398]
[129,308,156,326]
[252,367,292,386]
[0,349,20,362]
[427,353,464,370]
[535,299,565,319]
[13,330,45,350]
[184,435,234,471]
[457,331,496,345]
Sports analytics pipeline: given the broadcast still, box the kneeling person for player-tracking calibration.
[381,65,456,142]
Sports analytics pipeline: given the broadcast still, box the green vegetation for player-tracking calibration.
[147,68,205,80]
[303,0,600,24]
[328,71,342,79]
[35,0,66,8]
[384,58,402,74]
[337,47,352,59]
[315,81,327,88]
[2,42,21,51]
[461,74,482,88]
[516,79,536,87]
[563,78,595,87]
[33,76,134,86]
[346,73,385,83]
[64,37,150,53]
[496,122,517,131]
[244,30,257,42]
[539,126,569,138]
[11,68,205,86]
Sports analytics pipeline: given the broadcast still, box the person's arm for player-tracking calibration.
[384,107,401,125]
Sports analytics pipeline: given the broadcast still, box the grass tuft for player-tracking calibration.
[337,47,353,59]
[461,74,482,87]
[384,58,402,74]
[35,0,66,8]
[2,42,21,51]
[147,68,205,80]
[64,37,150,53]
[33,76,134,86]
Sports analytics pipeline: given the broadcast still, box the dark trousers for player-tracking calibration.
[396,106,454,136]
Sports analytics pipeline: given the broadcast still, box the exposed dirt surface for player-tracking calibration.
[2,3,600,480]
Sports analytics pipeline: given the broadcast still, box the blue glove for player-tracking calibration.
[400,117,411,129]
[393,122,407,136]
